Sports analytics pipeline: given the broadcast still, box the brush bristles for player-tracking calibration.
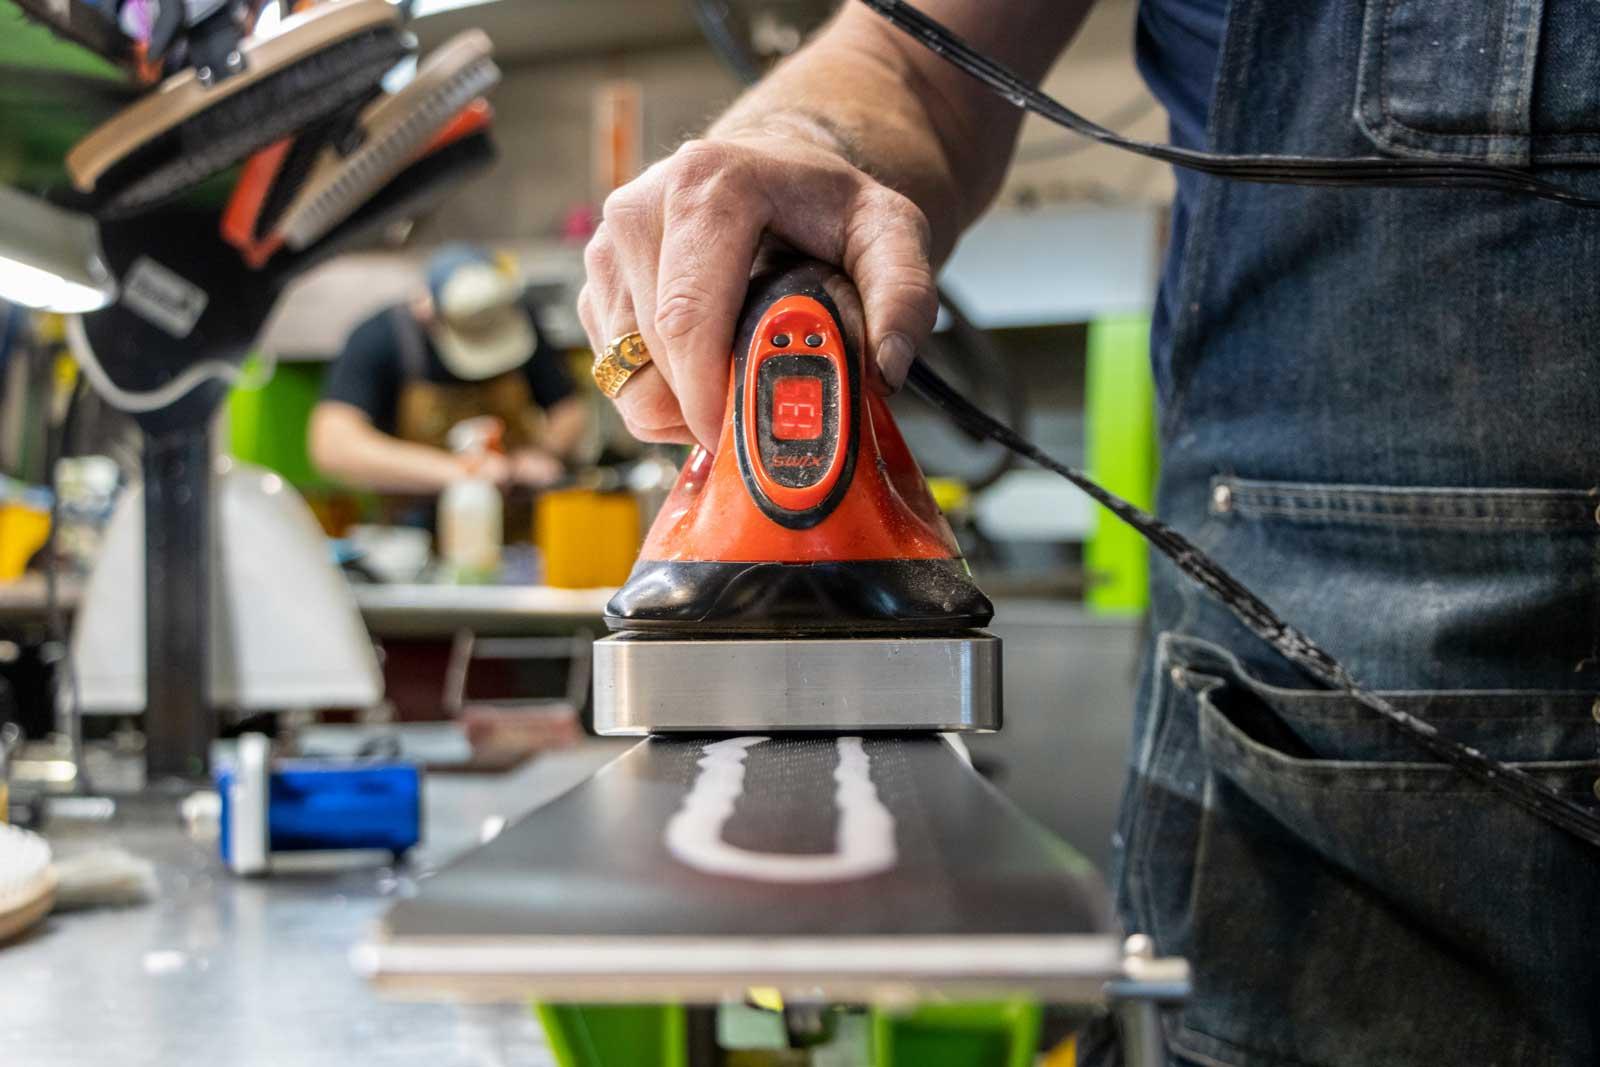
[0,825,54,942]
[282,56,501,249]
[95,28,408,217]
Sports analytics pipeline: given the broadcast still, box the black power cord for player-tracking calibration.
[861,0,1600,208]
[691,0,766,85]
[906,358,1600,848]
[683,0,1600,847]
[865,0,1600,847]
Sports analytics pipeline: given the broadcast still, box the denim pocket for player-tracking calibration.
[1355,0,1600,164]
[1199,476,1600,690]
[1211,476,1600,531]
[1124,633,1600,1067]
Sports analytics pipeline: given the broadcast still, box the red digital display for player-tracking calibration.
[771,376,824,440]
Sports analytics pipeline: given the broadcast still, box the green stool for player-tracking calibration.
[535,998,1042,1066]
[535,1003,688,1067]
[873,1000,1042,1067]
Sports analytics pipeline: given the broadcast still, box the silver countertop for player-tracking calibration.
[1,735,630,1067]
[0,609,1142,1064]
[0,575,613,637]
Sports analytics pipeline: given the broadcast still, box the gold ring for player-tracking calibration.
[593,331,652,398]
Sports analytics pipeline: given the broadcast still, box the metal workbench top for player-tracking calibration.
[0,734,630,1067]
[0,574,614,637]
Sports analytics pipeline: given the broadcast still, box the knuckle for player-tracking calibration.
[880,275,938,316]
[601,185,648,229]
[653,284,717,344]
[575,287,601,338]
[619,397,681,437]
[582,232,615,277]
[617,411,650,440]
[670,139,737,187]
[866,187,931,245]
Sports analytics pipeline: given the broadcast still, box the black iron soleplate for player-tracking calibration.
[605,558,994,633]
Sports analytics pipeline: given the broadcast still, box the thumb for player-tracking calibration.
[840,188,939,392]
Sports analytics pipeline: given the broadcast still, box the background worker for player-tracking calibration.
[310,244,589,495]
[576,1,1600,1064]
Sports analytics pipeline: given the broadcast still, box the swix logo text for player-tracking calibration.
[771,454,823,469]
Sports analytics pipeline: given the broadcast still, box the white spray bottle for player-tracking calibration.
[439,416,504,583]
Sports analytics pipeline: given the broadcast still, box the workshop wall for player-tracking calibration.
[257,0,1168,358]
[414,0,1166,245]
[415,42,743,243]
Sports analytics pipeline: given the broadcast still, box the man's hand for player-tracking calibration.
[577,131,936,450]
[470,451,513,488]
[510,448,565,488]
[576,2,1086,453]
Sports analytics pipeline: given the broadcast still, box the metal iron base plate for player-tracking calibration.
[592,630,1001,735]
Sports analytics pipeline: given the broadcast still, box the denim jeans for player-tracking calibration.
[1094,1,1600,1063]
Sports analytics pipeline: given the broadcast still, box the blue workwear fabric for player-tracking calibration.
[1093,1,1600,1064]
[1134,0,1225,378]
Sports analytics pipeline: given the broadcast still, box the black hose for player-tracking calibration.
[905,356,1600,849]
[861,0,1600,208]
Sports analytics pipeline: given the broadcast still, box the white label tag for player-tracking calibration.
[122,257,209,338]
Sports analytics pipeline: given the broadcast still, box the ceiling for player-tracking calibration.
[411,0,837,66]
[413,0,711,64]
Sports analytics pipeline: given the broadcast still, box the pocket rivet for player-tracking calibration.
[1593,504,1600,526]
[1592,697,1600,725]
[1593,778,1600,802]
[1169,666,1187,688]
[1211,483,1233,513]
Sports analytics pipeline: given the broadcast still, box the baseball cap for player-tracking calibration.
[424,244,536,381]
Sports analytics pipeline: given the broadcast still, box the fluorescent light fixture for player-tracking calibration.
[0,186,116,313]
[0,257,109,314]
[407,0,500,18]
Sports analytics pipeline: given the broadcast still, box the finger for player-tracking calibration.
[600,179,681,399]
[651,141,770,449]
[586,224,694,444]
[765,177,936,393]
[819,271,893,394]
[629,419,697,446]
[576,283,604,354]
[615,365,695,441]
[833,187,935,392]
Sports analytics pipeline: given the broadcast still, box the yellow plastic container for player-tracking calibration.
[536,489,641,589]
[0,499,50,581]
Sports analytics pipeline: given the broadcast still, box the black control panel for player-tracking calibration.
[754,353,839,489]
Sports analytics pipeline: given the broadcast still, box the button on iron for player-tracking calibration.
[772,333,791,348]
[804,333,824,347]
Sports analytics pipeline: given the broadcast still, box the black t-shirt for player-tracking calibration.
[322,301,576,435]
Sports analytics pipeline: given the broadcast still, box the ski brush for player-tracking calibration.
[66,0,409,217]
[222,32,499,268]
[0,825,54,945]
[277,28,500,250]
[275,102,499,275]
